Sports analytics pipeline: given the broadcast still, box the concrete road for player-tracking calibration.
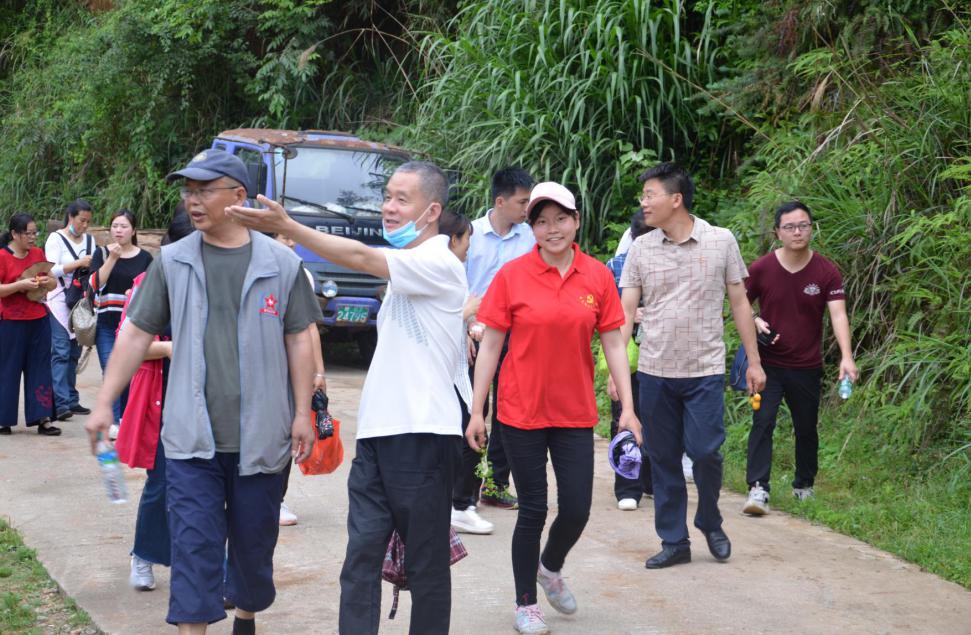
[1,358,969,634]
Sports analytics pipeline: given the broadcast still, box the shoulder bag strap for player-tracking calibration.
[55,232,82,289]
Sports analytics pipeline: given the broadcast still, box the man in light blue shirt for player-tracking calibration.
[466,172,536,296]
[452,168,534,533]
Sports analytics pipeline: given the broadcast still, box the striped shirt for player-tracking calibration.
[89,247,153,331]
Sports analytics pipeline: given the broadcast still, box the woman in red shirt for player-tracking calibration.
[467,182,641,634]
[0,213,60,435]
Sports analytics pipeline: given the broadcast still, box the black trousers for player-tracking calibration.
[452,339,512,509]
[501,423,593,606]
[746,364,823,492]
[339,433,461,635]
[453,389,481,510]
[609,372,652,501]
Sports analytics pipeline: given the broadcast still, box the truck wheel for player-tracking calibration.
[356,331,377,363]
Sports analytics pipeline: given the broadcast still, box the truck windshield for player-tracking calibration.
[274,147,404,217]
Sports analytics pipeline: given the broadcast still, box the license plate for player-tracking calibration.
[335,305,369,324]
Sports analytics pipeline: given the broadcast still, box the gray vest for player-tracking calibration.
[159,231,302,475]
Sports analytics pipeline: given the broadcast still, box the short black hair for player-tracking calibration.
[438,211,472,241]
[491,167,534,202]
[630,210,652,239]
[396,161,449,209]
[774,200,813,228]
[639,162,694,211]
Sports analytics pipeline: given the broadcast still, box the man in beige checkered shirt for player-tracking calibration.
[618,162,765,569]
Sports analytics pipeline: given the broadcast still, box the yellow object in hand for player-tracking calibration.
[749,393,762,411]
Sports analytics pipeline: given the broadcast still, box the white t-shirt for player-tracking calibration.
[614,227,633,256]
[356,234,468,439]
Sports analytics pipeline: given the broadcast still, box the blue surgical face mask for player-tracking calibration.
[382,204,432,249]
[67,222,80,237]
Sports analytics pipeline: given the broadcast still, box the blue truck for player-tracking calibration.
[210,128,410,360]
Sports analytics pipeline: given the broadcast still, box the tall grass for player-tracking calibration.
[403,0,719,243]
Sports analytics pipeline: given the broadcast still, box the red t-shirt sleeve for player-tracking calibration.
[597,265,626,333]
[825,261,846,302]
[477,266,512,331]
[745,258,761,304]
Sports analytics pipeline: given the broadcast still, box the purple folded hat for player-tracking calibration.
[608,430,643,480]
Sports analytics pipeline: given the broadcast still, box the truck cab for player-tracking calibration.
[210,129,409,359]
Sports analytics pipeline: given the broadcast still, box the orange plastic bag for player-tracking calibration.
[298,414,344,475]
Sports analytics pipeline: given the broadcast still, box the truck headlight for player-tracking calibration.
[321,280,338,298]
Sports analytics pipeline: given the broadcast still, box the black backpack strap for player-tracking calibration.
[56,231,81,259]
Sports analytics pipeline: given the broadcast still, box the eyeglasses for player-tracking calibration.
[779,222,813,233]
[638,192,671,204]
[179,186,240,200]
[18,231,38,237]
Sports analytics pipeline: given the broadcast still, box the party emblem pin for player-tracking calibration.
[260,294,280,317]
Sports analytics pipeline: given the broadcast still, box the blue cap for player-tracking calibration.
[167,148,252,193]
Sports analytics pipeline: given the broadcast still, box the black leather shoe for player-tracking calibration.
[704,528,731,561]
[70,404,92,415]
[55,409,74,421]
[0,427,11,435]
[37,422,62,436]
[645,546,691,569]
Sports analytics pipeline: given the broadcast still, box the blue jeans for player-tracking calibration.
[95,323,127,423]
[638,372,726,548]
[49,315,80,412]
[133,437,170,566]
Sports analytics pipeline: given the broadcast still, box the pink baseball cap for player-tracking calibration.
[526,181,577,222]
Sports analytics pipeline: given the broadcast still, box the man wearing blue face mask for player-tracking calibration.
[228,161,466,635]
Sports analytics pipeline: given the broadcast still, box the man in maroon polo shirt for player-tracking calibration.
[742,200,859,515]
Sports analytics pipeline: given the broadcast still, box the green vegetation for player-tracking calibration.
[0,519,96,634]
[405,0,720,245]
[722,402,971,587]
[1,0,968,589]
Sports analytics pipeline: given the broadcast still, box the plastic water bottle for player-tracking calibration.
[96,441,128,504]
[838,377,853,400]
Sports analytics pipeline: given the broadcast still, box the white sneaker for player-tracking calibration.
[279,503,298,526]
[108,424,119,441]
[682,454,694,482]
[617,498,638,511]
[515,604,550,634]
[743,483,770,516]
[129,555,156,591]
[537,563,577,614]
[451,507,494,534]
[793,487,815,501]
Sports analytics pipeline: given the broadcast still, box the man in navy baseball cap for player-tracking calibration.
[87,144,321,632]
[167,148,252,193]
[164,149,252,235]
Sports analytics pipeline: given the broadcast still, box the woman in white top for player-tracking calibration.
[44,199,95,421]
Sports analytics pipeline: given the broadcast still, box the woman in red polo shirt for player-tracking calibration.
[467,182,641,634]
[0,213,60,436]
